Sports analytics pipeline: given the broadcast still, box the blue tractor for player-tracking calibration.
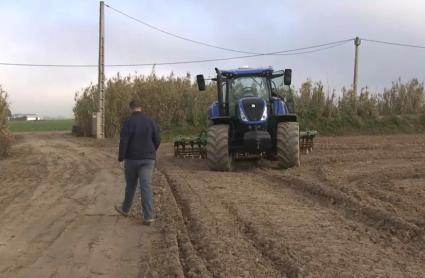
[196,67,300,171]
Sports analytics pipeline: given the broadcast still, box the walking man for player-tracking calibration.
[115,99,161,224]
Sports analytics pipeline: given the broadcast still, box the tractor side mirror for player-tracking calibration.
[196,74,206,91]
[284,69,292,86]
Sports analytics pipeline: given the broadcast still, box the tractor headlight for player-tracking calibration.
[260,105,268,121]
[240,107,248,121]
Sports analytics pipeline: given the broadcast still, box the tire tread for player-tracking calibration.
[276,122,300,169]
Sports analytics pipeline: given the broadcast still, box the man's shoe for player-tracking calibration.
[115,204,129,217]
[143,218,155,226]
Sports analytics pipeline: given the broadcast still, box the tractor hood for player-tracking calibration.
[238,97,268,124]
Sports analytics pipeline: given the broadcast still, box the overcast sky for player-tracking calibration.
[1,0,425,117]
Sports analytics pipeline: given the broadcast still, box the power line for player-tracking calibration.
[105,5,425,54]
[105,3,353,55]
[274,40,351,56]
[0,39,353,68]
[0,40,351,68]
[105,3,260,55]
[108,40,352,66]
[0,3,354,69]
[361,38,425,49]
[247,38,353,55]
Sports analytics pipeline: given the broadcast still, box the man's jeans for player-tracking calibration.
[122,159,155,220]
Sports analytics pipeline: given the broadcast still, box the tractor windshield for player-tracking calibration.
[229,77,269,112]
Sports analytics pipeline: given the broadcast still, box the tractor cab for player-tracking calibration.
[197,67,293,120]
[223,69,272,120]
[197,67,299,171]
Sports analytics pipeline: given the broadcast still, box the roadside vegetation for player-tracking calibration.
[73,72,425,138]
[0,85,12,157]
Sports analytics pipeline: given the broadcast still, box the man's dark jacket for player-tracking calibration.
[118,111,161,161]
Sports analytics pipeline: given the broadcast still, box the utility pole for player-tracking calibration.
[97,1,105,139]
[353,37,361,95]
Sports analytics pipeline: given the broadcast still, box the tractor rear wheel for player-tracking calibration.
[206,124,232,171]
[277,122,300,169]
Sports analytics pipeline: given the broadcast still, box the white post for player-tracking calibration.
[353,37,361,94]
[97,1,105,139]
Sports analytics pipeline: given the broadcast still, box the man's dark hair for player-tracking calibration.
[129,99,142,109]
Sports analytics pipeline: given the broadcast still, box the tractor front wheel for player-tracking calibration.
[277,122,300,169]
[206,124,232,171]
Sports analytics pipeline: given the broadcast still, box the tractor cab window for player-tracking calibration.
[229,77,268,115]
[231,77,268,99]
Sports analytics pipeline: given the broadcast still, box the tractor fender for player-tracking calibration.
[208,102,231,124]
[210,116,231,125]
[208,102,221,119]
[272,99,288,116]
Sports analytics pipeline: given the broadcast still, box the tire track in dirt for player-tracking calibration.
[318,164,425,230]
[259,168,425,246]
[177,163,301,277]
[162,169,233,278]
[158,134,425,277]
[158,170,212,278]
[220,201,301,277]
[237,171,425,276]
[138,170,190,278]
[158,159,287,278]
[277,135,425,246]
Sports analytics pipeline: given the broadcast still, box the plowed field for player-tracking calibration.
[1,132,424,277]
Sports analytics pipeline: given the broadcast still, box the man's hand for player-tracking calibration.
[119,161,124,169]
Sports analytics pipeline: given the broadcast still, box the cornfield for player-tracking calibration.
[74,72,425,137]
[74,72,216,138]
[0,85,12,157]
[295,78,425,134]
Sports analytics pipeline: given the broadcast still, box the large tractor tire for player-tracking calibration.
[277,122,300,169]
[206,124,232,171]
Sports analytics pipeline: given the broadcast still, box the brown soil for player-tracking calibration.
[0,132,424,277]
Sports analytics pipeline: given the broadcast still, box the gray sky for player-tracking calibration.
[1,0,425,117]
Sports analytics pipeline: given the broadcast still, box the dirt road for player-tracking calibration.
[1,132,424,277]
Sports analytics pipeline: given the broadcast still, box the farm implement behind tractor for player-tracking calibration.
[174,129,317,159]
[173,131,208,158]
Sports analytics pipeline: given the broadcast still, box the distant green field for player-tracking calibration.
[9,119,74,133]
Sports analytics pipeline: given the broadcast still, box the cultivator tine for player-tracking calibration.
[299,130,318,154]
[174,129,317,158]
[173,131,207,159]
